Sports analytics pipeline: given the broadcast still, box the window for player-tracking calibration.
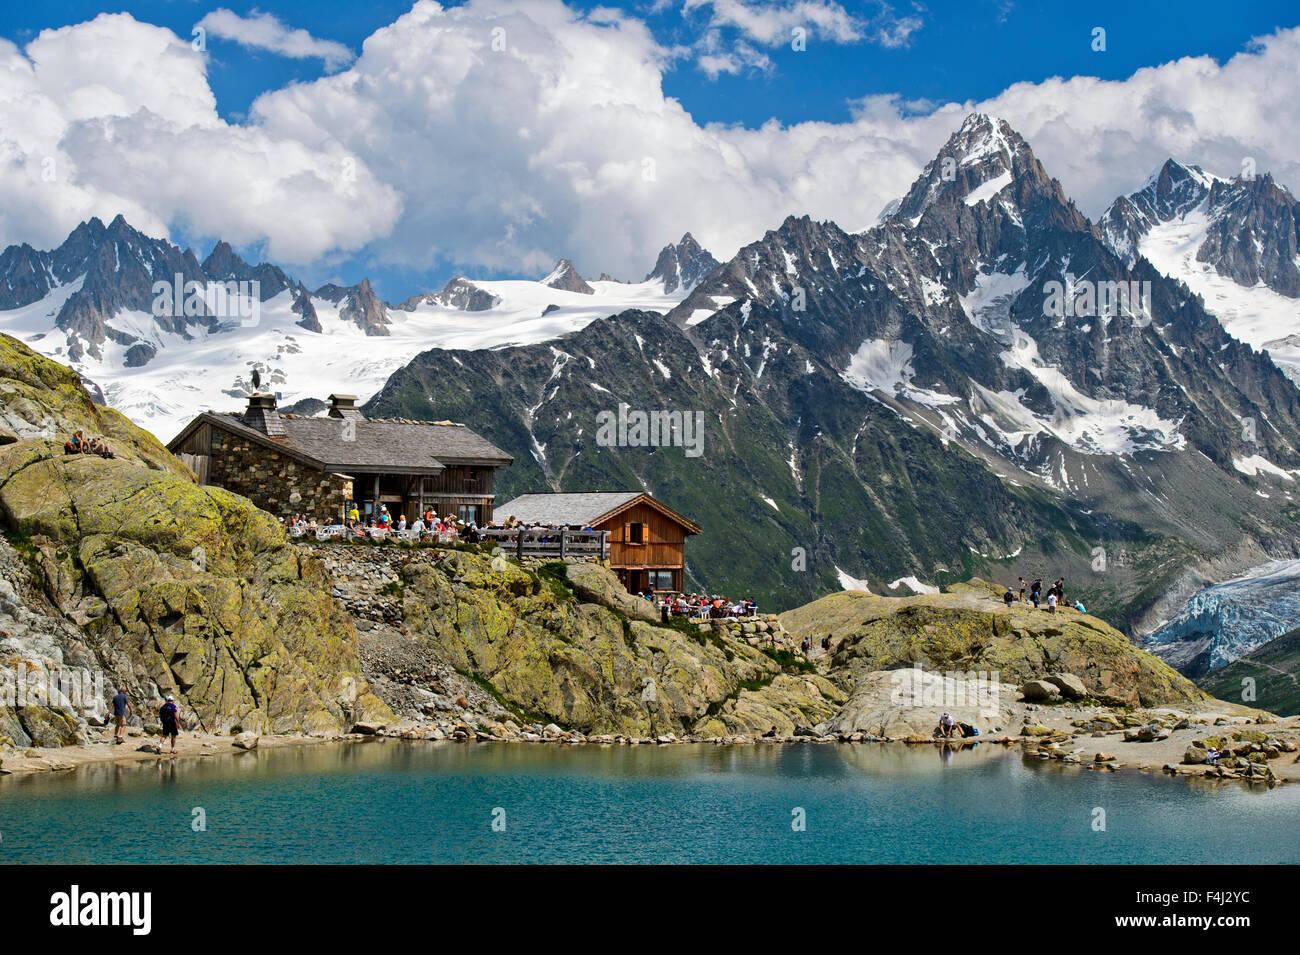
[628,522,645,544]
[458,504,478,524]
[649,570,674,589]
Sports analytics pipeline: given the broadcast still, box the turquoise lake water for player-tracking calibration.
[1,741,1296,864]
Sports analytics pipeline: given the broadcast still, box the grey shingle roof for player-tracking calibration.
[280,416,512,470]
[174,411,513,474]
[495,492,700,532]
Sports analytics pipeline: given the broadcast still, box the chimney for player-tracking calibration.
[243,393,285,437]
[327,394,363,420]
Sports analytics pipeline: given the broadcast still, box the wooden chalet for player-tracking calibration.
[494,491,701,593]
[168,393,513,524]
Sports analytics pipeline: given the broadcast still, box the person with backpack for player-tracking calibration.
[1003,588,1015,607]
[158,695,181,755]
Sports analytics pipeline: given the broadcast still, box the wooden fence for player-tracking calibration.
[478,527,609,560]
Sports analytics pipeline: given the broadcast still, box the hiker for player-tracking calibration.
[111,686,131,745]
[661,598,670,624]
[1047,591,1058,614]
[1073,599,1086,613]
[936,712,956,738]
[158,695,181,755]
[821,634,831,652]
[1003,588,1015,607]
[1017,577,1027,602]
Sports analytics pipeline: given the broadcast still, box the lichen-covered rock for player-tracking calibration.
[694,673,845,738]
[384,550,819,736]
[563,561,659,623]
[1045,672,1088,699]
[0,333,391,738]
[779,581,1206,708]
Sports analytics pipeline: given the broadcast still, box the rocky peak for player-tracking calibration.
[542,258,594,294]
[1100,161,1300,297]
[1099,160,1217,264]
[1198,172,1300,296]
[201,239,248,278]
[0,243,55,309]
[337,278,392,336]
[398,276,501,312]
[887,113,1092,249]
[645,232,720,293]
[201,239,291,301]
[291,283,321,333]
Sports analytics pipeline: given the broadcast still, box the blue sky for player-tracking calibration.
[3,1,1300,299]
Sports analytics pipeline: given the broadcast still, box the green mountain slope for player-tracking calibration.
[1199,629,1300,716]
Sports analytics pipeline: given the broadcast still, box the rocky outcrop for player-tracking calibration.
[398,277,501,312]
[313,278,392,335]
[307,544,836,738]
[0,334,390,741]
[820,667,1024,738]
[542,259,594,294]
[781,579,1206,709]
[645,233,719,293]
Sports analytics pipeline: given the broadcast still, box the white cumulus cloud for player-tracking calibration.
[195,9,355,72]
[0,0,1297,290]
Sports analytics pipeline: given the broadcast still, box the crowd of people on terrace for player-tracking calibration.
[647,590,758,620]
[62,430,115,458]
[1001,576,1086,614]
[285,503,485,542]
[283,506,611,543]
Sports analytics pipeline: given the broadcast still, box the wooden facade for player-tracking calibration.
[359,468,497,525]
[600,499,693,593]
[494,492,701,595]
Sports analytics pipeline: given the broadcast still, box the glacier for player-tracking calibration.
[1145,559,1300,676]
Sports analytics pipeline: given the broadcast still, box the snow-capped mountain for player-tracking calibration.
[366,113,1300,623]
[542,258,594,294]
[674,115,1300,485]
[0,224,701,439]
[1100,159,1300,380]
[6,112,1300,636]
[645,233,720,293]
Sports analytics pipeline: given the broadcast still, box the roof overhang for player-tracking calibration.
[168,412,330,470]
[597,494,702,535]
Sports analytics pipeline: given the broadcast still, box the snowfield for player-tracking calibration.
[2,277,688,441]
[1138,208,1300,382]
